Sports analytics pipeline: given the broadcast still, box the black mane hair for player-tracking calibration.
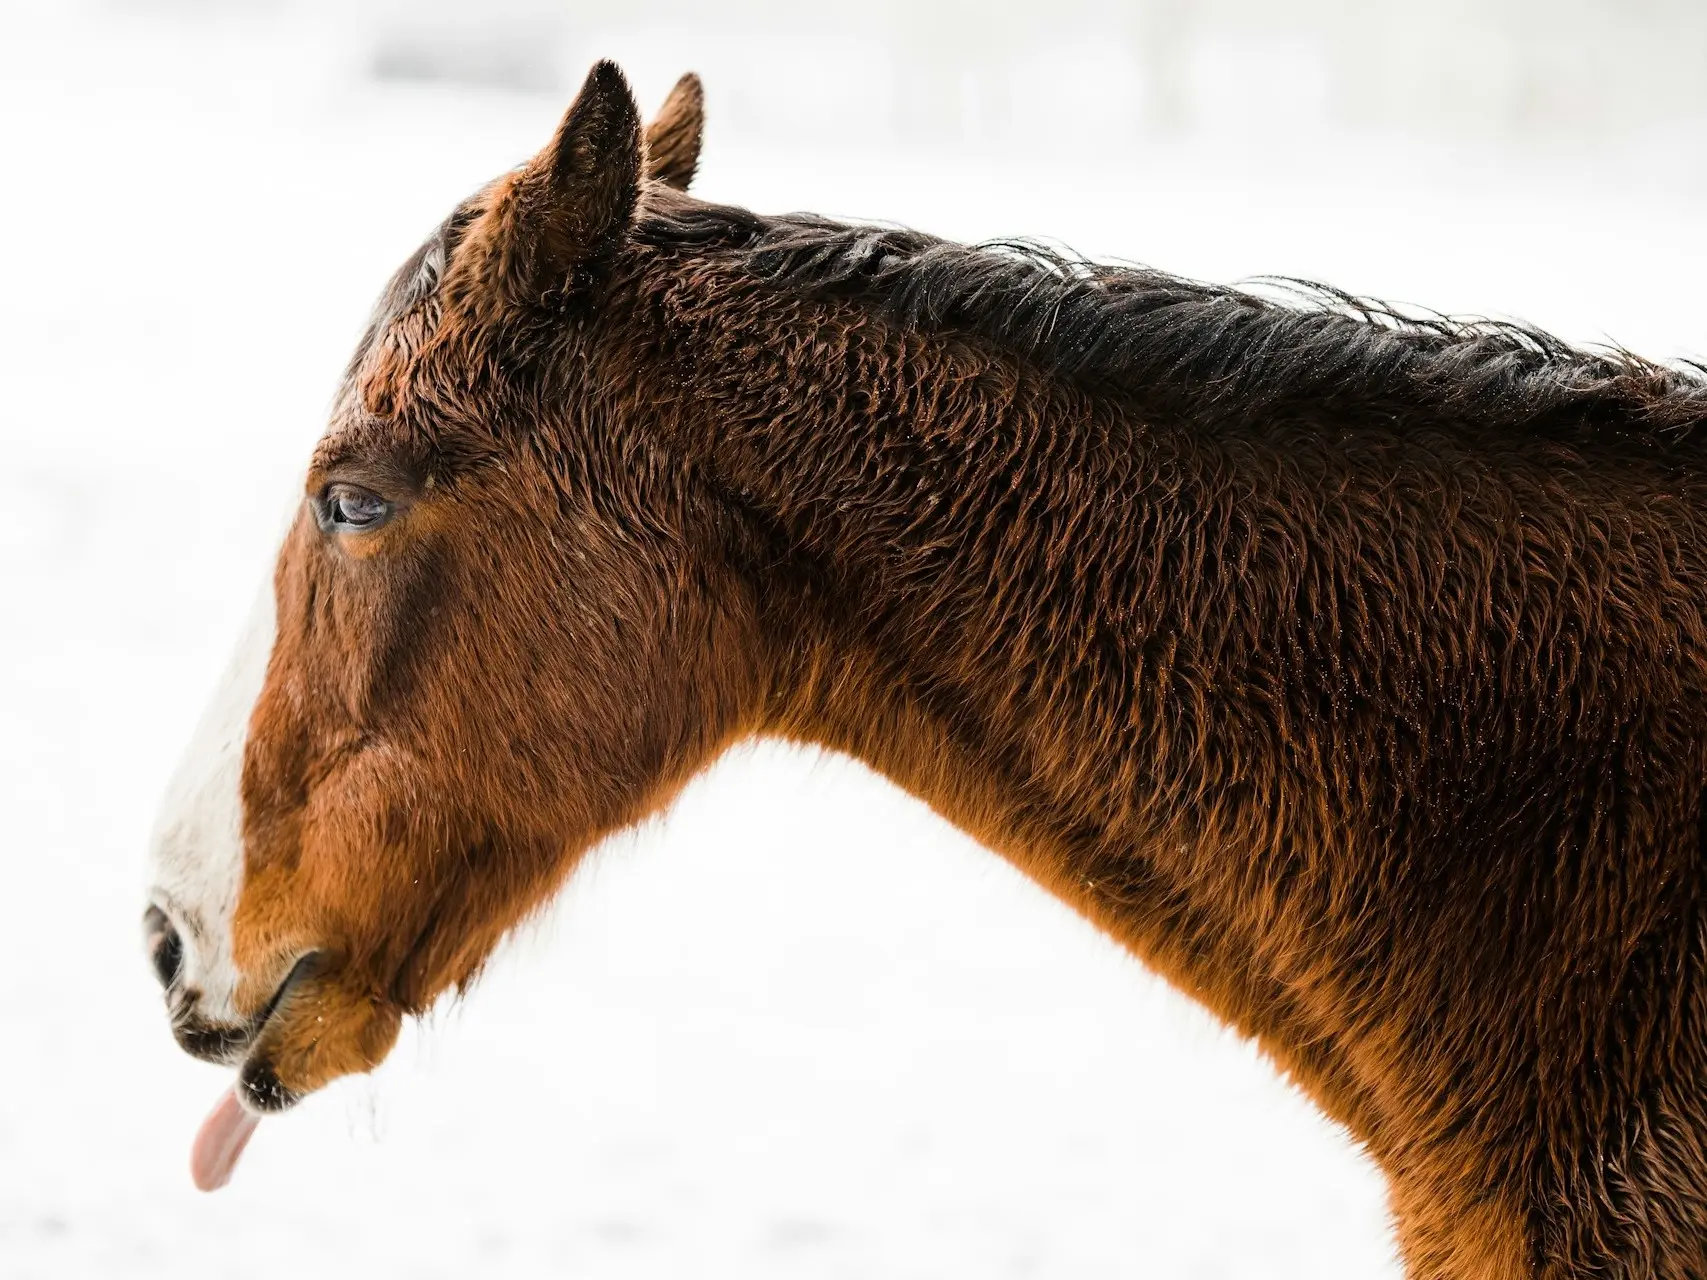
[637,198,1707,442]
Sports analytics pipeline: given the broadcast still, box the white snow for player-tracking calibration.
[3,5,1705,1277]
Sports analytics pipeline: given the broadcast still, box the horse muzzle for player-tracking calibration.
[143,904,320,1086]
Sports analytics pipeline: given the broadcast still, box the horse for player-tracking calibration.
[143,61,1707,1278]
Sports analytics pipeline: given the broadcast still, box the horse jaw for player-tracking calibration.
[146,580,276,1029]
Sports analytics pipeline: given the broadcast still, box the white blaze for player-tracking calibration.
[146,582,278,1025]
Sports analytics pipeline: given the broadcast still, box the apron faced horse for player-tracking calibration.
[145,63,1707,1279]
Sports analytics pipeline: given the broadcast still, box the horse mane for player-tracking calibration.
[636,197,1707,441]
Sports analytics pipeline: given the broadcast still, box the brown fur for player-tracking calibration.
[212,63,1707,1276]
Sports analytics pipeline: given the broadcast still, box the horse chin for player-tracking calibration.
[230,952,328,1109]
[232,964,406,1109]
[236,1055,304,1114]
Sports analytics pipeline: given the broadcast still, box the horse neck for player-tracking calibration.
[647,274,1240,910]
[640,265,1556,1161]
[641,277,1394,1121]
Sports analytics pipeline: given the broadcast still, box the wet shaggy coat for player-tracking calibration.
[614,197,1707,1279]
[227,65,1707,1279]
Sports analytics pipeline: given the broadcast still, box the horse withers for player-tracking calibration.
[145,62,1707,1279]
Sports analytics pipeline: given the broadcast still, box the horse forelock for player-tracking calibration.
[332,197,492,424]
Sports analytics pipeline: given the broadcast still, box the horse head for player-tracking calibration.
[144,64,736,1184]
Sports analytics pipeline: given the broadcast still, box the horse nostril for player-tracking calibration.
[143,904,183,990]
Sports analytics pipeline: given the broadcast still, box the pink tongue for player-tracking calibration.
[190,1086,261,1192]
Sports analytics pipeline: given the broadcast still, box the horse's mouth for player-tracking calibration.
[169,952,321,1086]
[172,954,325,1193]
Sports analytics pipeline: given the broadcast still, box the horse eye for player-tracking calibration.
[318,483,392,533]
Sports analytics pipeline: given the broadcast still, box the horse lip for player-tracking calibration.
[231,952,325,1114]
[169,951,322,1066]
[170,1017,254,1065]
[250,951,322,1040]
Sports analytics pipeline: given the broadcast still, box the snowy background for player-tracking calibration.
[4,2,1707,1276]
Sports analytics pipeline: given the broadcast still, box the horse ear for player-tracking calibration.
[496,60,642,302]
[645,73,704,190]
